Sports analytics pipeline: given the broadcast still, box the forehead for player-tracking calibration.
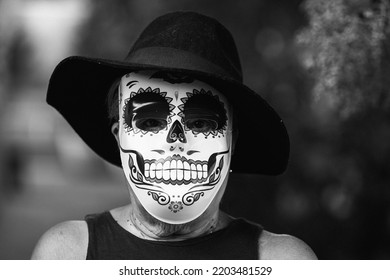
[120,71,229,104]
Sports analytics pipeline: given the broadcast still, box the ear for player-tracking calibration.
[230,109,238,155]
[232,128,238,155]
[111,122,120,145]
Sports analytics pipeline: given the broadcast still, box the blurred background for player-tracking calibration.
[0,0,389,259]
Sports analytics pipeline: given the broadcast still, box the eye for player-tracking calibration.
[185,119,218,133]
[135,118,167,132]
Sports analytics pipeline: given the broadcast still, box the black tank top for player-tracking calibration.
[85,211,262,259]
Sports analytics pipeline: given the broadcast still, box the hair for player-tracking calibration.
[107,77,121,125]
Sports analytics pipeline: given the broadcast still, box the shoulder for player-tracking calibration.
[31,220,88,260]
[259,230,317,260]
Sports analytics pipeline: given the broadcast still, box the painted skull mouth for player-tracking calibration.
[137,151,228,185]
[143,155,209,185]
[121,146,229,186]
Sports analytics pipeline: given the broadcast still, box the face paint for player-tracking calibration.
[118,71,233,224]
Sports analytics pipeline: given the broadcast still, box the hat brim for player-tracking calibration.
[47,56,289,175]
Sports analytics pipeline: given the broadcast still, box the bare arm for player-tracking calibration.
[31,220,88,260]
[259,230,317,260]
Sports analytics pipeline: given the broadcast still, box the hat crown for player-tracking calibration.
[126,11,243,82]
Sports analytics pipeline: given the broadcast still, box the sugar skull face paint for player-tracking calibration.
[118,71,233,224]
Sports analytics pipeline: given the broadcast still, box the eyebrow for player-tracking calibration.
[126,80,138,89]
[183,91,227,127]
[132,101,157,109]
[132,100,167,113]
[130,98,170,119]
[184,107,221,118]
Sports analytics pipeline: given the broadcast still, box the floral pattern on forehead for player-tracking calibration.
[149,71,195,84]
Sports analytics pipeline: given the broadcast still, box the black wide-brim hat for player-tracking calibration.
[47,11,289,175]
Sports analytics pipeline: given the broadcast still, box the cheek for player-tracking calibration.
[119,129,167,149]
[186,132,231,155]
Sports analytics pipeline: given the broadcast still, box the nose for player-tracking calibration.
[166,120,187,143]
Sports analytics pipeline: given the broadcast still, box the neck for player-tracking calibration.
[118,204,228,241]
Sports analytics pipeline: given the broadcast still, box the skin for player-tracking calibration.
[31,121,317,260]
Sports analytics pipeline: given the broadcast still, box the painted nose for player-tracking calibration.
[167,120,187,143]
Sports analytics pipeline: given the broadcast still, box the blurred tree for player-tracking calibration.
[296,0,390,118]
[76,0,170,59]
[0,0,25,198]
[292,0,390,259]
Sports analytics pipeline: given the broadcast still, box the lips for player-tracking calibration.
[143,155,208,185]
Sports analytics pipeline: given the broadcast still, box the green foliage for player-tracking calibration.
[297,0,390,118]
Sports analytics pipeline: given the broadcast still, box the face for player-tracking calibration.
[117,71,233,224]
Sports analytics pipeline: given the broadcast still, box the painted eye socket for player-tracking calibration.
[135,118,167,132]
[185,119,218,133]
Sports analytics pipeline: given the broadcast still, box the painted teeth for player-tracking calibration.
[144,159,208,183]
